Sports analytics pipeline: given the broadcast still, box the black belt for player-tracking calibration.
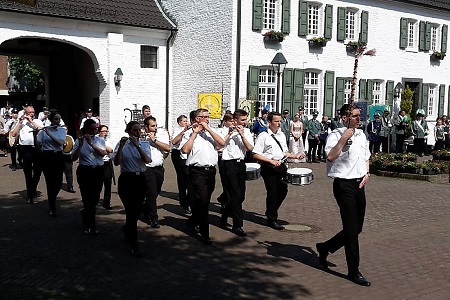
[189,165,215,170]
[222,158,244,163]
[121,171,145,176]
[79,164,104,169]
[335,177,364,183]
[148,165,164,170]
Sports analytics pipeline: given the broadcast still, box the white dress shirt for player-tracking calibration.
[172,125,187,159]
[73,136,106,167]
[325,127,371,179]
[146,129,170,167]
[252,128,288,161]
[79,117,99,129]
[37,127,66,151]
[221,127,254,160]
[18,119,44,146]
[114,139,151,173]
[183,128,222,167]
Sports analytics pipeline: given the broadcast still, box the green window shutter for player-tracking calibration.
[359,79,367,101]
[293,69,305,109]
[400,18,408,49]
[441,24,448,53]
[335,77,345,110]
[366,79,374,105]
[359,11,368,43]
[324,4,333,39]
[337,7,346,41]
[282,0,291,34]
[298,1,308,36]
[385,80,394,108]
[324,71,335,116]
[425,22,431,51]
[247,66,260,101]
[419,21,426,51]
[421,84,429,112]
[252,0,263,31]
[439,84,445,116]
[282,68,294,112]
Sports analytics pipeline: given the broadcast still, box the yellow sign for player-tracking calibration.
[198,93,222,119]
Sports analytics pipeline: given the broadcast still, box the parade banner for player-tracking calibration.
[368,105,387,121]
[238,98,255,119]
[198,93,222,119]
[355,101,368,122]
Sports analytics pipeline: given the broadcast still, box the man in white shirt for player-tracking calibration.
[79,108,99,129]
[316,104,371,287]
[253,112,305,230]
[11,105,44,204]
[142,116,171,228]
[182,108,225,245]
[219,109,254,237]
[3,109,21,170]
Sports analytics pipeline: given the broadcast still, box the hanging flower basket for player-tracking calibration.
[263,30,285,43]
[431,51,446,60]
[308,37,327,47]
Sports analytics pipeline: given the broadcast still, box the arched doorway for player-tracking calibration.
[0,37,101,136]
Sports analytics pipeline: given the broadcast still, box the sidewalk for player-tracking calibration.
[1,156,449,299]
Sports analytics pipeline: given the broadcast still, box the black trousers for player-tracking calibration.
[369,141,381,154]
[187,166,216,238]
[171,149,188,205]
[381,136,389,153]
[143,166,164,220]
[63,154,74,188]
[77,164,103,230]
[41,151,64,212]
[118,172,146,249]
[414,138,427,155]
[9,145,18,167]
[307,138,318,162]
[260,164,288,222]
[434,139,444,150]
[18,145,42,200]
[221,159,246,228]
[395,134,405,153]
[322,178,366,275]
[217,155,226,205]
[317,139,326,159]
[102,160,113,206]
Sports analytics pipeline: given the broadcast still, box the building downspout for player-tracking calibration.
[165,30,176,128]
[234,0,242,109]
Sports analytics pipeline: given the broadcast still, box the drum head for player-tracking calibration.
[245,162,260,171]
[287,167,312,175]
[63,135,74,154]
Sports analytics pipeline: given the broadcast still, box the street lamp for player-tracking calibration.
[271,52,288,112]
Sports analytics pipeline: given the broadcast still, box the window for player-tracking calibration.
[430,24,440,51]
[344,79,352,104]
[258,69,276,111]
[263,0,278,30]
[406,19,418,50]
[372,81,383,105]
[308,3,321,36]
[346,10,357,40]
[141,46,158,68]
[303,71,320,115]
[428,86,437,117]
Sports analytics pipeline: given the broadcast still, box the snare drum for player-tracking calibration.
[286,168,314,185]
[245,162,261,181]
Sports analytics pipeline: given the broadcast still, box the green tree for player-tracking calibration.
[400,85,414,137]
[8,56,43,92]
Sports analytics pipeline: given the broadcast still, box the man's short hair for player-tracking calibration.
[142,105,150,113]
[267,111,281,122]
[144,116,156,125]
[233,109,248,119]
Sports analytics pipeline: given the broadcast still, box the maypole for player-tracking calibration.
[349,46,376,107]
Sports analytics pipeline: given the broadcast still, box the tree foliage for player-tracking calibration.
[400,85,414,116]
[8,56,44,92]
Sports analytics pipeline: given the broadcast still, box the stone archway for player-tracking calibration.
[0,37,103,136]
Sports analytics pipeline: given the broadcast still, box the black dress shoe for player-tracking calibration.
[199,235,213,245]
[316,242,329,269]
[102,204,113,210]
[347,272,371,286]
[181,203,191,214]
[150,219,160,229]
[49,210,57,217]
[11,165,17,171]
[267,220,284,230]
[231,227,247,237]
[27,198,34,204]
[84,228,98,236]
[67,186,76,193]
[130,247,142,258]
[220,214,228,228]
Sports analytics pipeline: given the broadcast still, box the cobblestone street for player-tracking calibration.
[1,155,449,299]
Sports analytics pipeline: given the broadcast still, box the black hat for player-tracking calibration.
[283,109,289,114]
[298,107,305,111]
[86,108,93,113]
[11,109,18,114]
[261,109,269,115]
[312,110,319,115]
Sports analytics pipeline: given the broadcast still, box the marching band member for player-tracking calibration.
[182,108,225,245]
[36,112,66,216]
[72,119,106,235]
[142,116,170,228]
[171,114,191,214]
[252,109,269,136]
[219,109,254,236]
[97,125,114,209]
[79,108,99,129]
[114,121,151,257]
[317,103,371,286]
[216,113,233,210]
[4,109,20,170]
[11,105,43,204]
[253,112,305,230]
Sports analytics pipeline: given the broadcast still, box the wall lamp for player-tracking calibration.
[114,68,123,87]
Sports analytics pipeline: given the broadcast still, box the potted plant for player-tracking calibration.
[400,161,420,174]
[421,160,444,175]
[431,149,450,161]
[394,152,417,162]
[263,30,285,43]
[308,37,327,47]
[431,51,446,60]
[346,41,367,51]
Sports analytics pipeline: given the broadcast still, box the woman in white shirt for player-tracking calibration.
[97,125,114,209]
[36,112,66,217]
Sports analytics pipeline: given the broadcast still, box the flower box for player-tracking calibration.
[346,41,367,51]
[308,37,327,47]
[431,51,446,60]
[422,169,440,175]
[263,31,285,43]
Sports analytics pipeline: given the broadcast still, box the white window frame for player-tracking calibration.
[263,0,281,31]
[427,85,438,118]
[345,8,360,43]
[303,70,321,115]
[306,2,323,38]
[344,79,352,104]
[372,80,384,105]
[430,23,441,52]
[406,19,419,52]
[258,68,277,113]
